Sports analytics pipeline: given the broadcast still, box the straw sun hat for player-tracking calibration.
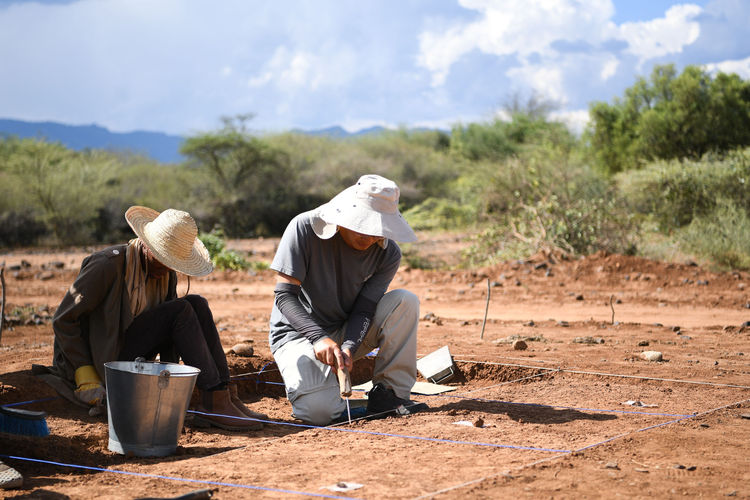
[312,174,417,243]
[125,206,213,277]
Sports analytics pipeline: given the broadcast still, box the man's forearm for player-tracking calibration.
[341,295,377,354]
[274,282,328,344]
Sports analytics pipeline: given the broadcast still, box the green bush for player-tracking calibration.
[0,211,48,247]
[679,199,750,270]
[402,197,476,231]
[199,229,252,271]
[462,145,636,266]
[619,148,750,231]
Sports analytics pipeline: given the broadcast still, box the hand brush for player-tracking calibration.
[0,406,50,437]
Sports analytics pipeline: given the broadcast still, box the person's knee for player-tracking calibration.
[291,393,341,426]
[388,289,420,317]
[184,294,209,311]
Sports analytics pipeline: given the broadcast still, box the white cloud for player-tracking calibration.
[704,55,750,80]
[600,56,619,81]
[550,109,590,135]
[617,4,701,67]
[418,0,615,87]
[506,65,567,105]
[247,45,356,92]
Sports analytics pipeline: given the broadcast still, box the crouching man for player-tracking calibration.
[269,174,427,425]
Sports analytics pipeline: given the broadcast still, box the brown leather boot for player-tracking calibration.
[228,383,269,422]
[194,388,262,431]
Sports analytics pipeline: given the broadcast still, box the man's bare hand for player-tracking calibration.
[313,337,344,368]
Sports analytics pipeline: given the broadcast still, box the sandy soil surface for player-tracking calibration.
[1,234,749,499]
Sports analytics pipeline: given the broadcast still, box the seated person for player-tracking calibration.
[48,206,265,431]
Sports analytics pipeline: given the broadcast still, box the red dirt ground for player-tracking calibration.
[1,234,749,499]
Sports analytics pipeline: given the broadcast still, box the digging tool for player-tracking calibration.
[337,366,352,424]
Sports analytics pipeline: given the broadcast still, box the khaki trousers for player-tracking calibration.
[273,289,419,425]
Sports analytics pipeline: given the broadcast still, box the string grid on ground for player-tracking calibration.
[0,454,360,500]
[410,357,750,499]
[7,358,748,498]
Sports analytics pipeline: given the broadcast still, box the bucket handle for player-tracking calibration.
[134,357,146,372]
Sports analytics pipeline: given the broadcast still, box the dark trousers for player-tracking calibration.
[118,295,229,390]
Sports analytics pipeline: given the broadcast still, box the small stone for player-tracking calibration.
[490,281,502,288]
[741,321,750,328]
[640,351,663,362]
[637,340,649,346]
[672,326,681,332]
[687,466,696,471]
[674,464,686,469]
[524,320,535,327]
[574,336,604,344]
[700,423,709,428]
[230,343,254,357]
[634,468,649,473]
[512,340,528,351]
[575,294,584,301]
[740,413,750,419]
[605,462,619,469]
[558,321,570,327]
[473,416,484,427]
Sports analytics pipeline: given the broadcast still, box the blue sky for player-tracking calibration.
[0,0,748,136]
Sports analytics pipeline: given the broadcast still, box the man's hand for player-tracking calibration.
[341,347,353,372]
[313,338,352,371]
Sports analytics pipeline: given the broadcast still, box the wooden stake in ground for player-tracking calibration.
[609,294,615,325]
[0,262,5,345]
[480,278,490,340]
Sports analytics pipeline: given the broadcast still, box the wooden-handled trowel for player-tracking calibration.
[337,366,352,423]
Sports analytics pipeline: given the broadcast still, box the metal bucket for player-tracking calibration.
[104,358,200,457]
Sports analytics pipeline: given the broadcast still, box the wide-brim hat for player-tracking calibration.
[312,174,417,243]
[125,206,213,277]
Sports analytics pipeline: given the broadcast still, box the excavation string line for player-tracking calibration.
[237,370,691,417]
[413,397,750,500]
[428,393,694,418]
[5,397,570,453]
[186,410,571,453]
[453,358,750,390]
[0,454,357,500]
[8,366,687,424]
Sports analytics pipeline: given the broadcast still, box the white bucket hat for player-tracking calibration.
[312,174,417,243]
[125,206,214,277]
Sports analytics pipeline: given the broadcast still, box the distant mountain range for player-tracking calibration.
[0,119,391,164]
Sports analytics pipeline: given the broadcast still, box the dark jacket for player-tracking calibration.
[51,244,177,385]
